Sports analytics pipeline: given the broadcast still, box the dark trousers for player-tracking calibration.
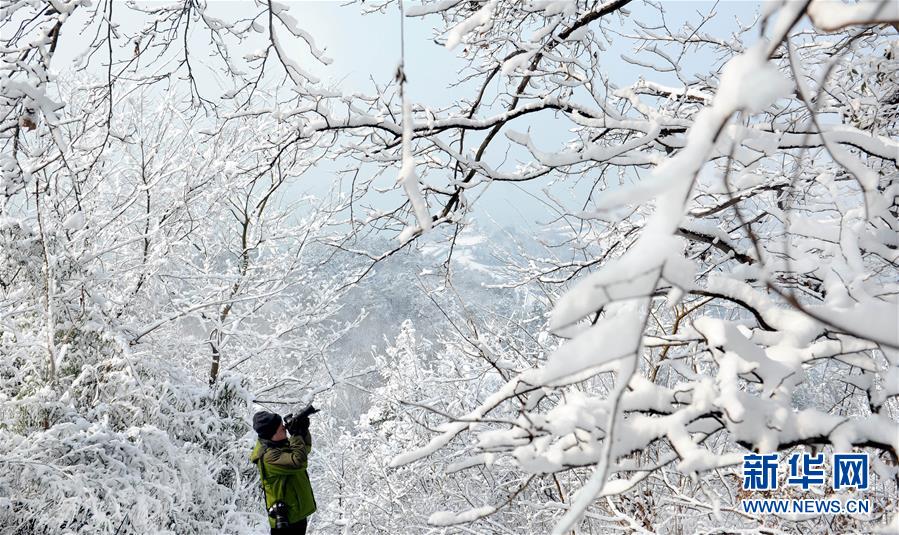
[271,518,307,535]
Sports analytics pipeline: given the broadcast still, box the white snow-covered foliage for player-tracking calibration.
[315,310,568,535]
[1,5,348,526]
[322,2,898,534]
[0,166,257,532]
[1,353,255,533]
[2,0,898,534]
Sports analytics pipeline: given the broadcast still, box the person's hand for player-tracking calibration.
[286,415,310,436]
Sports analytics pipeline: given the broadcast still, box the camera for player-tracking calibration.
[283,404,319,430]
[267,500,289,529]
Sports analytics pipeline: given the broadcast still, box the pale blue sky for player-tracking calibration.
[52,1,763,236]
[288,1,762,233]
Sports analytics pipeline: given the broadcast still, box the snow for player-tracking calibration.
[454,233,486,247]
[536,302,643,384]
[444,0,497,50]
[406,0,464,17]
[269,25,320,84]
[809,298,899,349]
[62,211,85,231]
[549,254,666,334]
[397,93,432,240]
[808,0,899,32]
[714,46,792,114]
[272,11,333,65]
[428,505,496,526]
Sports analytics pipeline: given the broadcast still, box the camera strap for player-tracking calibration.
[256,443,272,508]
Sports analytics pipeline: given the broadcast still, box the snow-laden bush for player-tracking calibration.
[0,335,258,534]
[0,192,267,534]
[1,60,347,532]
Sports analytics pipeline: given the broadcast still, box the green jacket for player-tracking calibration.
[250,432,317,527]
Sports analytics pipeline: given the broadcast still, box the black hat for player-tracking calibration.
[253,411,282,439]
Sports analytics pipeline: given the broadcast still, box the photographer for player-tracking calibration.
[250,406,318,534]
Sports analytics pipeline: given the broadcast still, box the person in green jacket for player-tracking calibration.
[251,410,317,535]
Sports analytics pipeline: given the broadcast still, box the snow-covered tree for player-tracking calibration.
[299,1,898,533]
[1,76,347,535]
